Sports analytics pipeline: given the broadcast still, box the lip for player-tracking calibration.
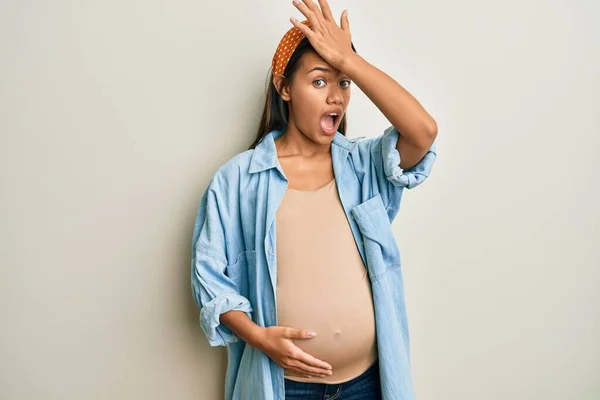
[319,109,344,135]
[321,108,344,119]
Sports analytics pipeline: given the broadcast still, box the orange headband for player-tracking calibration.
[271,20,312,76]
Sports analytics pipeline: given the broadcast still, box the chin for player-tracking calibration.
[316,130,336,142]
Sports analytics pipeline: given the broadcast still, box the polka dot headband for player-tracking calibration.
[271,20,312,76]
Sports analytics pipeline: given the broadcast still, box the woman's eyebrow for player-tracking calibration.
[306,66,350,80]
[307,66,331,74]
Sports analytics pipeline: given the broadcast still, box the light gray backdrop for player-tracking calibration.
[1,0,598,399]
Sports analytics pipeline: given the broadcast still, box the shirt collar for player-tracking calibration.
[249,129,353,174]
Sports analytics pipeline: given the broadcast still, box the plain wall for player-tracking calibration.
[1,0,598,399]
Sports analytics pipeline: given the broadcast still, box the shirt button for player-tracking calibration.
[269,247,274,255]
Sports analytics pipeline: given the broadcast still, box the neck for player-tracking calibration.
[276,119,331,157]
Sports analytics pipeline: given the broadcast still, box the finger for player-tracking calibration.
[287,360,333,376]
[340,9,350,32]
[295,349,333,371]
[286,367,313,379]
[285,327,316,340]
[290,16,315,39]
[299,0,319,14]
[287,365,316,377]
[286,366,323,379]
[318,0,335,21]
[292,0,322,31]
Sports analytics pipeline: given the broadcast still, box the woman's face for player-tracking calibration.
[279,50,352,144]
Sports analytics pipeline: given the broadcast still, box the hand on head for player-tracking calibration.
[289,0,353,72]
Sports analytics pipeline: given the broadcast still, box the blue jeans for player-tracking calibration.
[284,361,382,400]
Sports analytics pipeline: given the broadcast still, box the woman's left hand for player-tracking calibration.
[290,0,354,71]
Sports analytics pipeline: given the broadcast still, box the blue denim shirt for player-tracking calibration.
[191,126,437,400]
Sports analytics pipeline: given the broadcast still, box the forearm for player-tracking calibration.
[342,53,437,148]
[220,310,264,348]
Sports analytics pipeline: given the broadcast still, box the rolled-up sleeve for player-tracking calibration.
[355,126,437,221]
[191,182,253,347]
[380,126,437,189]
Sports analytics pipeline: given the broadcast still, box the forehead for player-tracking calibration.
[298,51,340,74]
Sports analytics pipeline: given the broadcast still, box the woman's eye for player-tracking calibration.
[313,79,326,87]
[340,80,351,88]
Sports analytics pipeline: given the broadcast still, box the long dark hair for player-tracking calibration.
[249,38,357,150]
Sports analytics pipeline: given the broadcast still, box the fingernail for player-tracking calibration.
[307,331,316,338]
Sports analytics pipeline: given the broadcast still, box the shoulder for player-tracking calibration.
[216,149,253,176]
[347,127,400,157]
[342,133,379,158]
[332,132,367,153]
[209,149,254,186]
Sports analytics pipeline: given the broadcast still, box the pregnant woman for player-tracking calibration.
[191,1,438,398]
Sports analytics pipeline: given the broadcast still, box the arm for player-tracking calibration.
[290,0,437,169]
[342,53,438,170]
[222,310,333,377]
[192,178,333,379]
[191,182,254,347]
[219,310,264,347]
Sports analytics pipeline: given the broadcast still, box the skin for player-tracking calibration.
[220,0,439,379]
[274,50,350,190]
[286,0,437,171]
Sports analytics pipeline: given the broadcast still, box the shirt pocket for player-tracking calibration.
[226,249,256,296]
[350,194,401,281]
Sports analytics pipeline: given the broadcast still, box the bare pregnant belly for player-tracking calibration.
[276,283,378,384]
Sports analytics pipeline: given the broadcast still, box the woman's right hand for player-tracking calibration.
[253,326,333,378]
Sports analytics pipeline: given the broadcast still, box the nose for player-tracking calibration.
[326,85,343,105]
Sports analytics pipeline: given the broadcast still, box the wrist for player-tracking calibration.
[340,52,364,76]
[245,325,266,349]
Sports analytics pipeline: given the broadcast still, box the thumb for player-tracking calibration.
[340,9,350,32]
[289,328,317,339]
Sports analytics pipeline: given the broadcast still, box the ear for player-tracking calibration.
[272,74,291,101]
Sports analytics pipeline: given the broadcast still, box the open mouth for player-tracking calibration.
[320,112,341,134]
